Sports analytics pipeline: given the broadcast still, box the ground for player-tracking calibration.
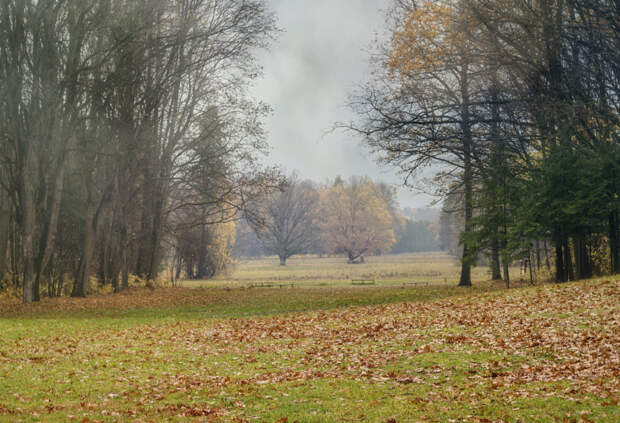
[185,253,526,288]
[0,254,618,422]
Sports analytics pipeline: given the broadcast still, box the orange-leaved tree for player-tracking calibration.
[319,178,396,263]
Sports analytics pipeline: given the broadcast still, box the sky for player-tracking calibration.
[250,0,437,209]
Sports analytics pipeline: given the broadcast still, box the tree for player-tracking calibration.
[174,221,235,280]
[319,178,396,263]
[0,0,115,302]
[466,0,620,280]
[351,0,620,285]
[392,219,440,253]
[0,0,278,302]
[348,0,484,285]
[248,176,320,266]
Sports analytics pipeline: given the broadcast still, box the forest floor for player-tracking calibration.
[0,264,618,422]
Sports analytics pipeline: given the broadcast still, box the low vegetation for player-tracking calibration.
[196,253,524,287]
[1,265,617,421]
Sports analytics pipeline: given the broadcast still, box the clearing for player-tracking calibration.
[0,256,618,422]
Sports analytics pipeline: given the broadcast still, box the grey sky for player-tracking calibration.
[251,0,436,209]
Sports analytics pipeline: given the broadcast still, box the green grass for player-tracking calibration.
[185,252,525,288]
[0,254,618,422]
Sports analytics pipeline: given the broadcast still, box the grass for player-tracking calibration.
[0,254,618,422]
[184,252,525,288]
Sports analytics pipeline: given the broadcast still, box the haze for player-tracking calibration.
[252,0,435,209]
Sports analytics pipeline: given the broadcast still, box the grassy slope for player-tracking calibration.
[0,279,618,422]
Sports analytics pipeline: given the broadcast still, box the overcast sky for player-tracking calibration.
[251,0,436,209]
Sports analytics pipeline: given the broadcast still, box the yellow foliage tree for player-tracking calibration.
[389,1,474,76]
[319,179,396,263]
[174,220,236,280]
[382,0,480,286]
[204,221,236,277]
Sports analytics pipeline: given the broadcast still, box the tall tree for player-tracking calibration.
[0,0,278,301]
[467,0,620,280]
[348,0,484,285]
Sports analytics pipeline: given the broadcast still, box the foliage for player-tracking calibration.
[319,178,396,262]
[392,219,440,253]
[349,0,620,284]
[389,1,468,75]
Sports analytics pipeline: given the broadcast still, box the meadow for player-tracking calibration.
[185,253,526,288]
[0,253,618,422]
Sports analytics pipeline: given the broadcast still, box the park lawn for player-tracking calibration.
[190,253,526,288]
[0,279,618,422]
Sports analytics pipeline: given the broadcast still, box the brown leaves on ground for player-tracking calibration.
[1,279,619,420]
[0,286,230,316]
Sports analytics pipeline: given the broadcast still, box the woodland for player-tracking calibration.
[0,1,619,421]
[1,0,619,302]
[0,0,620,302]
[348,0,620,287]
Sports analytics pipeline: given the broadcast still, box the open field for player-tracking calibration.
[185,253,526,288]
[1,275,618,422]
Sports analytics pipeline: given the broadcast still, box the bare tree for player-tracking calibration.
[0,0,279,302]
[248,176,320,266]
[0,0,117,302]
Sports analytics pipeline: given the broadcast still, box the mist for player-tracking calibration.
[252,0,436,209]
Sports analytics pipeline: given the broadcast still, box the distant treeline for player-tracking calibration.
[231,176,440,267]
[392,220,440,254]
[348,0,620,285]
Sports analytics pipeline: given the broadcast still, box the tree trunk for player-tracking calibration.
[135,207,151,278]
[279,255,287,266]
[122,263,129,291]
[458,61,473,287]
[488,67,503,283]
[11,218,20,291]
[112,270,120,294]
[610,212,620,274]
[502,237,510,288]
[110,240,122,294]
[33,162,66,301]
[0,206,9,279]
[22,254,36,303]
[56,275,64,297]
[175,255,182,281]
[186,258,194,279]
[564,237,574,281]
[555,235,566,282]
[147,201,163,282]
[72,207,96,298]
[574,236,592,280]
[544,239,551,271]
[197,224,208,278]
[502,257,510,289]
[121,232,130,291]
[21,149,37,303]
[490,237,502,280]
